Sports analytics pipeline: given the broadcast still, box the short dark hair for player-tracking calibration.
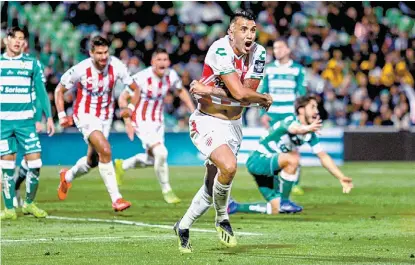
[90,36,110,51]
[274,37,289,47]
[295,95,318,114]
[230,9,256,25]
[152,47,168,58]
[7,26,26,39]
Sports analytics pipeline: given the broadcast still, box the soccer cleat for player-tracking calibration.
[114,159,125,186]
[215,220,237,247]
[279,200,303,214]
[22,202,48,218]
[227,198,239,215]
[163,190,181,204]
[57,168,71,200]
[1,208,17,220]
[112,198,131,212]
[292,185,305,195]
[173,220,192,253]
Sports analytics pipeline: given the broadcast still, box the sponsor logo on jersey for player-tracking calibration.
[254,60,265,73]
[3,87,29,93]
[7,70,14,75]
[17,70,29,75]
[83,88,109,97]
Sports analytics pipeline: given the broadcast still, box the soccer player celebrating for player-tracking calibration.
[0,27,54,220]
[259,38,307,196]
[115,48,195,204]
[228,95,353,215]
[173,10,273,253]
[55,36,138,212]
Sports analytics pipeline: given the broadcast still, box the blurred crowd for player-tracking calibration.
[1,1,414,131]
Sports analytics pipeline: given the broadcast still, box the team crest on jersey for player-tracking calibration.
[254,60,265,73]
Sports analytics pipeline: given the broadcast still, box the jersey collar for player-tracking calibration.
[274,59,293,67]
[2,52,23,60]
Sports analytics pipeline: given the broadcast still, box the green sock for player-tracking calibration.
[25,168,40,204]
[294,167,301,186]
[279,176,294,201]
[2,168,16,209]
[236,203,270,214]
[15,166,27,191]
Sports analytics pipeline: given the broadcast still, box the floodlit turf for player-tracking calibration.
[1,162,414,265]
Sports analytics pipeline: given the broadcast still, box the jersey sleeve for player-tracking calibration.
[33,60,52,119]
[113,57,134,86]
[60,65,80,90]
[245,44,266,80]
[169,70,183,91]
[296,65,307,96]
[309,133,323,154]
[271,115,299,134]
[205,45,236,76]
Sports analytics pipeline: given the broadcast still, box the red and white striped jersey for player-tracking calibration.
[60,56,133,120]
[198,35,266,106]
[127,67,182,124]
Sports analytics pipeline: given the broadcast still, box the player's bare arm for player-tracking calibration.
[288,117,323,135]
[54,83,73,127]
[177,88,196,112]
[317,151,353,193]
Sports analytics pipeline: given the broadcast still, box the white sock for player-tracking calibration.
[179,185,212,229]
[213,177,232,223]
[65,156,90,183]
[152,145,171,193]
[98,162,122,203]
[20,159,29,170]
[122,153,149,170]
[280,170,298,182]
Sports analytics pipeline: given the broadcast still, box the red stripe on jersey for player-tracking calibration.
[201,64,215,85]
[95,72,104,117]
[151,80,163,121]
[105,65,115,120]
[142,77,153,121]
[159,76,170,122]
[234,58,242,70]
[85,67,92,113]
[74,82,83,118]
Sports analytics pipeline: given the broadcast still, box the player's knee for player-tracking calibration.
[27,159,42,169]
[99,144,112,161]
[269,198,280,215]
[220,160,237,179]
[287,153,300,168]
[152,144,168,161]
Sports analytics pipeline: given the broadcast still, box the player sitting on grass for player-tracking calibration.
[228,95,353,215]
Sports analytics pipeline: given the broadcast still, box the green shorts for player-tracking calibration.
[246,151,281,202]
[0,121,42,156]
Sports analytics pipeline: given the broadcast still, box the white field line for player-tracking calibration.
[46,216,262,236]
[1,235,175,244]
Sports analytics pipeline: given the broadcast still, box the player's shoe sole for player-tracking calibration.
[57,169,71,200]
[112,198,131,212]
[114,159,125,186]
[173,220,192,254]
[215,220,237,248]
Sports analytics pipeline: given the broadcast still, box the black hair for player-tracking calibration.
[295,95,318,114]
[230,9,256,24]
[152,47,168,58]
[274,37,289,47]
[89,36,110,51]
[7,26,26,39]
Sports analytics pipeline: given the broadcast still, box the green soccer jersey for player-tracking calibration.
[256,115,322,155]
[0,53,50,122]
[259,60,307,123]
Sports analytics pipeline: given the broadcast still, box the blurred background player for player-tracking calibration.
[115,48,195,204]
[228,95,353,215]
[55,36,139,212]
[0,26,54,220]
[259,38,307,195]
[173,10,272,253]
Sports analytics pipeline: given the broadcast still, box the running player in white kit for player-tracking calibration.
[173,10,273,253]
[55,36,139,212]
[115,48,195,204]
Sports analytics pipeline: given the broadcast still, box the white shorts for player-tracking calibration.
[73,114,112,143]
[189,110,242,159]
[132,121,165,150]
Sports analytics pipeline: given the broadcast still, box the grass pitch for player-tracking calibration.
[1,162,414,265]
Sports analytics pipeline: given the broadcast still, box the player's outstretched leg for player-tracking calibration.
[151,144,180,204]
[22,157,47,218]
[210,145,237,248]
[114,153,148,185]
[57,155,91,200]
[89,131,131,212]
[174,164,216,253]
[1,159,17,220]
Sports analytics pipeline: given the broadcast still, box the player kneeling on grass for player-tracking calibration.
[228,95,353,215]
[115,48,195,204]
